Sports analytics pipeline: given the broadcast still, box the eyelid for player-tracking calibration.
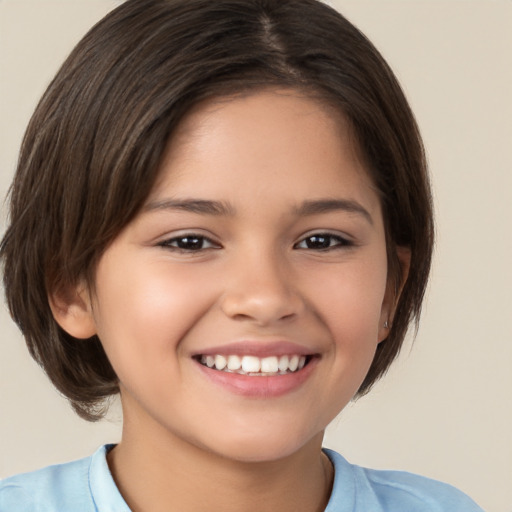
[293,231,354,250]
[156,232,222,251]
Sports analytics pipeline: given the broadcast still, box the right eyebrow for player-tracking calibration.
[143,198,235,216]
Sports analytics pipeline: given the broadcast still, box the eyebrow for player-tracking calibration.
[144,199,235,216]
[294,199,373,225]
[144,197,373,224]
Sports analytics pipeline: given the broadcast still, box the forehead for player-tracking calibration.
[148,89,380,219]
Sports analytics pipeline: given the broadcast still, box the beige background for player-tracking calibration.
[1,1,511,510]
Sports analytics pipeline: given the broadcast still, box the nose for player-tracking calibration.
[219,250,305,326]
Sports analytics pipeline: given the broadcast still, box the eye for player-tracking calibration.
[294,233,352,250]
[158,234,220,252]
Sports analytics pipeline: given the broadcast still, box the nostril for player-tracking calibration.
[220,288,305,325]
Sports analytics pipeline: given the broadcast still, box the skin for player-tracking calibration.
[53,89,405,512]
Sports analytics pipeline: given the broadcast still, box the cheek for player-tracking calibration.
[310,257,388,349]
[313,260,388,409]
[91,254,217,375]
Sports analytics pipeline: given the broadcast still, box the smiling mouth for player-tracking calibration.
[195,354,313,376]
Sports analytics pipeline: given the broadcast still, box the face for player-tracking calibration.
[80,90,393,462]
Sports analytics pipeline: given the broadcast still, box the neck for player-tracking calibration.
[108,413,333,512]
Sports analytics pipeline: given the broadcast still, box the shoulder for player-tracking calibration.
[359,466,484,512]
[1,449,97,512]
[324,449,485,512]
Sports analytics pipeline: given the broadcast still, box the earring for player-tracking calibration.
[384,320,389,329]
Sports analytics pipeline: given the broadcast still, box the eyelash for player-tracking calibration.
[293,233,353,251]
[157,234,220,252]
[157,232,352,252]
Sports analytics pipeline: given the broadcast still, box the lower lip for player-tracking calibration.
[195,358,318,398]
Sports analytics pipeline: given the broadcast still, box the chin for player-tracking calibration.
[199,426,324,464]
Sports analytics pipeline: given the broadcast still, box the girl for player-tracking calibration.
[0,1,485,510]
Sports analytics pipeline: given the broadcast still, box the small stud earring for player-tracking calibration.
[384,320,389,329]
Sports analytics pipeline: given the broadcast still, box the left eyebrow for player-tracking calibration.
[294,199,373,225]
[143,199,235,216]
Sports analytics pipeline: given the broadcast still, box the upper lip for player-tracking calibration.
[191,340,317,358]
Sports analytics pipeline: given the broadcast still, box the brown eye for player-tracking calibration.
[159,235,219,251]
[294,234,351,250]
[175,236,204,250]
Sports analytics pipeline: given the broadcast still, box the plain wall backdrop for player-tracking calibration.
[0,1,511,510]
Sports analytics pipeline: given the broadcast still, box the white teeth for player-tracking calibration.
[261,356,278,373]
[289,355,299,372]
[227,355,241,371]
[278,355,289,371]
[241,355,261,373]
[200,354,310,375]
[214,355,227,370]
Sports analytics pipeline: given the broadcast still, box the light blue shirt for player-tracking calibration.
[0,445,484,511]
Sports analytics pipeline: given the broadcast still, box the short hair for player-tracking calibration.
[0,0,433,421]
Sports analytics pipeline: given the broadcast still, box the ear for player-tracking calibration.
[378,246,411,342]
[49,281,97,339]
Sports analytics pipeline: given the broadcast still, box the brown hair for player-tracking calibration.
[0,0,433,420]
